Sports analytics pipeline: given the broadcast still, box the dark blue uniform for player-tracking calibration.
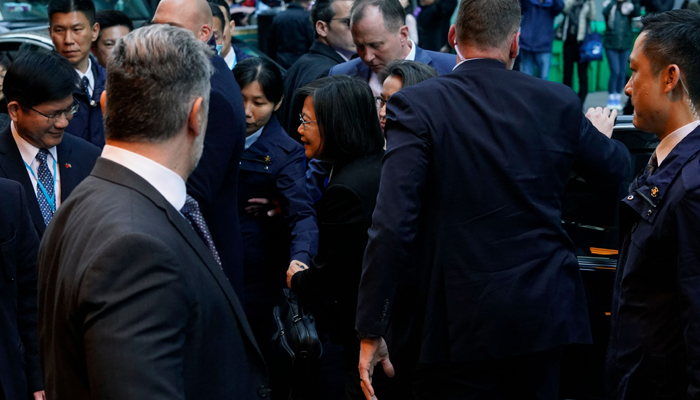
[609,125,700,399]
[66,55,106,149]
[238,116,317,321]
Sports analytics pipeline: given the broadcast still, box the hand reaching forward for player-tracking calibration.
[585,106,618,138]
[286,260,308,288]
[359,337,395,400]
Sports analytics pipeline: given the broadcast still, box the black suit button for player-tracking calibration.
[257,386,271,398]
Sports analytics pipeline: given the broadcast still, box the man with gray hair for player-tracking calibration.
[355,0,629,399]
[38,24,269,400]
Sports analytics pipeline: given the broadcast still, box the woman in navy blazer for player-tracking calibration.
[233,57,318,349]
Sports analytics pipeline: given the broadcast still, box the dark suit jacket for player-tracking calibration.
[66,55,106,148]
[267,3,315,69]
[292,151,384,340]
[0,178,41,400]
[0,125,101,237]
[328,45,456,79]
[416,0,458,51]
[238,116,318,317]
[187,55,247,297]
[38,158,269,399]
[278,40,346,140]
[355,59,630,363]
[608,126,700,399]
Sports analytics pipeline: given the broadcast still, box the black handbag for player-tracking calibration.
[271,288,323,400]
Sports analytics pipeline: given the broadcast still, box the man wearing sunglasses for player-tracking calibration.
[0,51,100,238]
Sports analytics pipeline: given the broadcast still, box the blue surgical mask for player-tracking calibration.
[215,44,223,55]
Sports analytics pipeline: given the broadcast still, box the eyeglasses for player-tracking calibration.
[22,101,79,123]
[330,17,350,28]
[374,96,387,109]
[299,114,317,131]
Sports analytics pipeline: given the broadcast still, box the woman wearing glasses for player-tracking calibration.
[232,57,318,358]
[287,75,386,399]
[375,60,437,131]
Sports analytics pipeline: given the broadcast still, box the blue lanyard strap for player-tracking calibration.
[23,154,57,212]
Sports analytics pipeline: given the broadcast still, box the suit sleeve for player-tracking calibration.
[78,233,191,400]
[355,91,431,336]
[291,183,367,300]
[276,146,318,266]
[675,191,700,396]
[572,113,631,186]
[14,184,42,393]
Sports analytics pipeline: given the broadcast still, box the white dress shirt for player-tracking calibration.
[75,57,95,97]
[101,145,187,211]
[11,121,62,208]
[656,120,700,166]
[223,48,237,70]
[369,39,417,97]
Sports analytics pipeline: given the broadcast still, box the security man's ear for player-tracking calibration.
[316,20,329,38]
[7,101,20,122]
[100,91,107,115]
[188,97,205,138]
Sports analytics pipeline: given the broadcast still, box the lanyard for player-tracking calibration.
[24,154,57,213]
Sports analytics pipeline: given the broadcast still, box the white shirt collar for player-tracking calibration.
[454,57,490,71]
[75,57,95,96]
[405,39,416,61]
[656,120,700,166]
[336,51,350,62]
[100,145,187,210]
[223,47,237,70]
[369,39,417,97]
[245,126,264,150]
[11,121,58,164]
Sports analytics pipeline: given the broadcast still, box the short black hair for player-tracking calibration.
[233,57,284,105]
[455,0,521,50]
[48,0,97,26]
[213,0,231,23]
[351,0,405,33]
[311,0,336,38]
[378,60,438,87]
[641,9,700,107]
[296,75,384,163]
[209,2,226,27]
[95,10,133,40]
[3,50,77,108]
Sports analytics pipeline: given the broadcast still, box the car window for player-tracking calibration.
[0,0,150,22]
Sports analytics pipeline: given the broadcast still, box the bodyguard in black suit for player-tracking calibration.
[153,0,249,296]
[278,0,356,138]
[0,51,100,238]
[39,25,268,399]
[0,178,42,400]
[355,1,630,399]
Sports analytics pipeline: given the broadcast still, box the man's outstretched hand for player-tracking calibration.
[585,106,618,138]
[359,337,394,400]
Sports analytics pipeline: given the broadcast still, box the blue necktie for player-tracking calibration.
[36,149,55,226]
[81,76,90,98]
[180,195,222,267]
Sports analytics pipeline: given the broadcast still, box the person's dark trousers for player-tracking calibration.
[413,346,564,400]
[563,37,590,107]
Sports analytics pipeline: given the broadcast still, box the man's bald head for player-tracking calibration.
[153,0,213,42]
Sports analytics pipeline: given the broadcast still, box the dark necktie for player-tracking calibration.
[644,153,658,179]
[180,195,222,267]
[35,149,55,226]
[81,76,90,97]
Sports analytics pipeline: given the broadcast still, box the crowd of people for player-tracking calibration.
[0,0,700,399]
